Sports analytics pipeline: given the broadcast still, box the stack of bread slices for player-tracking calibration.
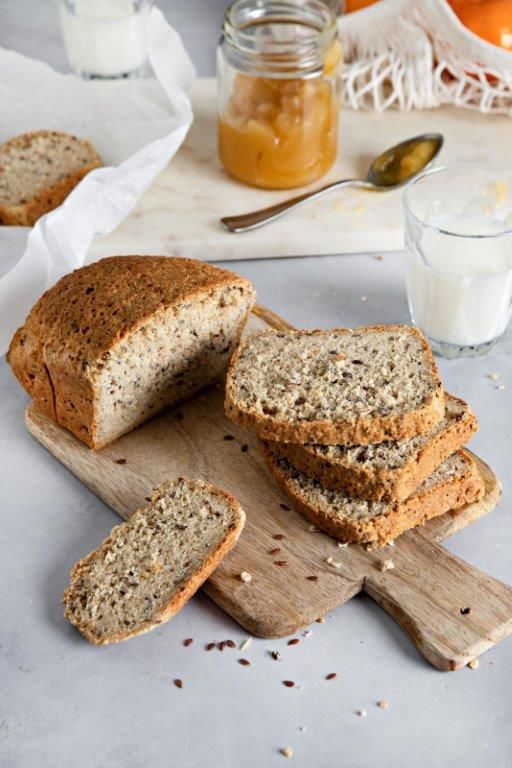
[225,325,485,546]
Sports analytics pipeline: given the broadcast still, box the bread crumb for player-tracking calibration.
[489,372,499,381]
[316,617,326,624]
[360,296,367,302]
[240,637,252,651]
[387,540,395,547]
[240,571,252,583]
[380,559,395,572]
[357,709,367,717]
[338,541,348,548]
[496,384,506,391]
[280,746,293,758]
[377,700,389,709]
[326,556,333,564]
[468,658,479,670]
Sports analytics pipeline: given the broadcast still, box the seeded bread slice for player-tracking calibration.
[0,130,102,226]
[8,256,255,449]
[261,442,484,546]
[63,477,245,645]
[272,394,477,502]
[226,326,445,445]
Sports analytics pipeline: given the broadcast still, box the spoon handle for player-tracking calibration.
[220,178,365,233]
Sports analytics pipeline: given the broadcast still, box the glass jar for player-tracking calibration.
[217,0,342,190]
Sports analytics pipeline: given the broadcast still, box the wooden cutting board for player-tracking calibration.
[25,307,511,671]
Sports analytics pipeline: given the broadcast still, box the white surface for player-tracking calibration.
[59,0,150,78]
[2,4,512,767]
[89,78,512,262]
[2,253,512,768]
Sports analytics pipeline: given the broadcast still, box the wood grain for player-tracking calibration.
[24,308,509,670]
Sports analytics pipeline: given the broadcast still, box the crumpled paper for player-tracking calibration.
[0,6,195,354]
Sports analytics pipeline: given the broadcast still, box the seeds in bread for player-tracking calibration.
[63,477,245,645]
[226,326,444,445]
[261,442,485,546]
[8,256,256,449]
[0,130,101,226]
[272,394,477,502]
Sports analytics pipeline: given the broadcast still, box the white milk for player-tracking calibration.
[59,0,150,78]
[405,214,512,347]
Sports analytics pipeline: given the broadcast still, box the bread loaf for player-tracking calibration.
[0,130,101,226]
[272,394,477,501]
[8,256,256,448]
[261,442,485,546]
[63,477,245,644]
[226,326,444,445]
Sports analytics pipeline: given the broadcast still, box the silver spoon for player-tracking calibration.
[220,132,444,233]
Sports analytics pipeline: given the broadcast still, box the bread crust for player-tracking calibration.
[261,443,485,547]
[225,325,445,445]
[62,478,246,645]
[7,256,255,448]
[0,130,101,226]
[272,394,478,502]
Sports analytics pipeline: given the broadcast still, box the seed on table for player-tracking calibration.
[283,680,295,688]
[241,444,249,453]
[269,548,281,555]
[275,561,289,566]
[280,504,290,511]
[223,434,235,441]
[218,641,226,651]
[325,673,337,680]
[238,658,251,666]
[205,642,216,651]
[225,640,236,648]
[183,638,193,647]
[306,575,318,581]
[273,534,285,540]
[174,679,183,689]
[288,638,300,646]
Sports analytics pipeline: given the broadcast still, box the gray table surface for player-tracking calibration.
[2,3,512,768]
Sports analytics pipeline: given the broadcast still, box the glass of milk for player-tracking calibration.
[403,164,512,358]
[59,0,153,79]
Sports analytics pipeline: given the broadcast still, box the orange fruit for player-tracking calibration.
[449,0,512,50]
[344,0,381,12]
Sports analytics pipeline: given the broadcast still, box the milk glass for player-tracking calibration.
[403,165,512,358]
[59,0,153,79]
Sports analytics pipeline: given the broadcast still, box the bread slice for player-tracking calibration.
[0,130,101,226]
[261,442,484,546]
[272,394,477,502]
[63,477,245,645]
[8,256,255,449]
[226,326,444,445]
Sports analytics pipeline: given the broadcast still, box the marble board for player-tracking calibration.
[89,78,512,262]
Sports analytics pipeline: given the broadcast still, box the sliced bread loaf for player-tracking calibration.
[272,394,477,502]
[226,326,444,445]
[0,130,101,226]
[261,442,484,546]
[8,256,255,449]
[63,477,245,645]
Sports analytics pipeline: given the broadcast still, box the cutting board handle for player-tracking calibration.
[363,530,512,671]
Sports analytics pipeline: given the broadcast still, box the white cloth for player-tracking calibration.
[0,7,195,354]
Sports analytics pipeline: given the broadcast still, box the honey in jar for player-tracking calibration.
[217,1,342,190]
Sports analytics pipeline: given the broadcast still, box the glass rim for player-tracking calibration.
[222,0,337,77]
[403,163,512,240]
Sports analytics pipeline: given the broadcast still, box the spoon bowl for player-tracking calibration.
[221,132,444,233]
